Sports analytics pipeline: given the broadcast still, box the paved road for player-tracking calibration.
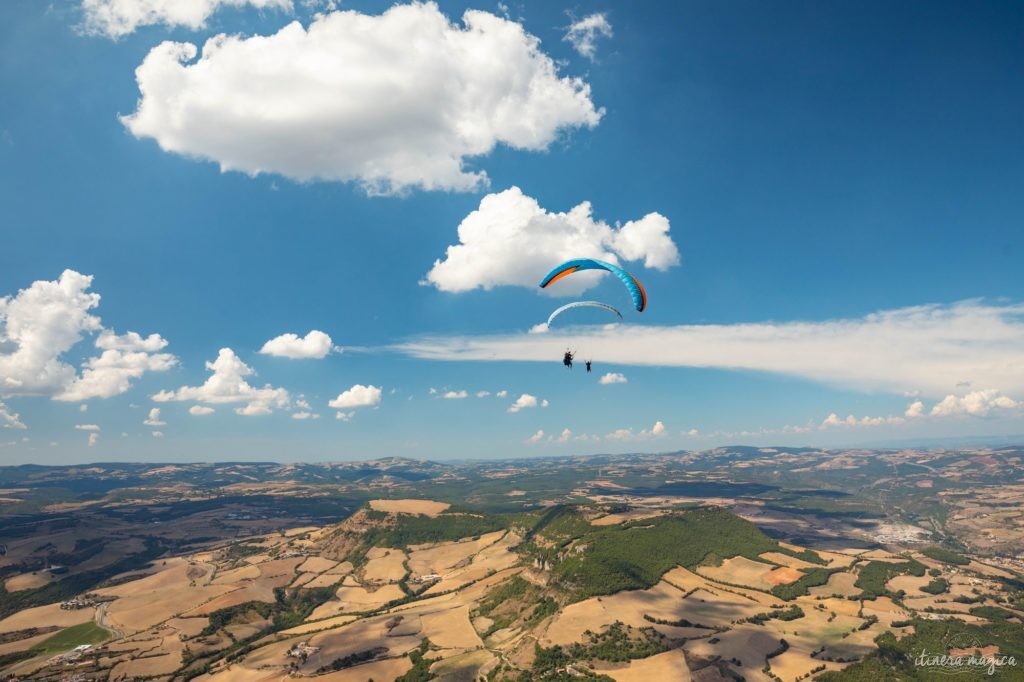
[95,603,124,640]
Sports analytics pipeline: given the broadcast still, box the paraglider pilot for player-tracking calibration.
[563,349,574,369]
[585,360,592,373]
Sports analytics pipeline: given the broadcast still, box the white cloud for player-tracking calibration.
[151,430,164,438]
[75,424,100,431]
[929,389,1019,417]
[1,270,101,396]
[143,407,165,426]
[606,428,632,441]
[80,0,292,39]
[292,411,320,420]
[189,405,215,416]
[475,390,490,398]
[528,323,549,334]
[396,301,1024,398]
[443,390,468,399]
[122,3,601,194]
[57,332,177,402]
[605,420,665,441]
[152,348,289,415]
[905,400,925,418]
[507,393,541,413]
[526,429,544,444]
[564,13,612,61]
[259,330,335,359]
[686,428,699,437]
[598,372,627,385]
[557,428,572,443]
[496,390,508,398]
[88,432,99,447]
[820,413,904,429]
[424,187,678,294]
[328,384,382,420]
[0,401,26,430]
[79,404,88,412]
[428,387,438,395]
[0,271,175,401]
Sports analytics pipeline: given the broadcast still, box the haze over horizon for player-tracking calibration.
[3,0,1024,464]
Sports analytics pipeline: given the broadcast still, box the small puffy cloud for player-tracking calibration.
[143,407,166,426]
[292,411,320,420]
[528,323,549,334]
[443,390,468,399]
[57,332,177,402]
[259,330,335,359]
[564,13,612,61]
[929,389,1019,417]
[425,187,679,294]
[122,3,601,194]
[152,348,289,415]
[75,424,100,431]
[526,429,544,444]
[328,384,381,420]
[151,430,164,438]
[428,387,437,395]
[508,393,544,413]
[598,372,627,385]
[606,420,665,441]
[606,427,632,441]
[189,405,214,416]
[686,428,699,437]
[79,404,88,412]
[557,428,572,443]
[88,432,99,447]
[475,390,490,398]
[496,390,508,398]
[80,0,292,39]
[0,401,26,430]
[905,400,925,418]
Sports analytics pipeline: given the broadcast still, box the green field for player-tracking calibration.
[33,621,111,655]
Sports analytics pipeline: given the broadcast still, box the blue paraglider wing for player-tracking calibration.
[546,301,623,327]
[539,258,647,312]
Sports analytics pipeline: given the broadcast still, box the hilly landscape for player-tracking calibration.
[1,446,1022,681]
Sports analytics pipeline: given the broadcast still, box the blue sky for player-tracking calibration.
[1,0,1023,463]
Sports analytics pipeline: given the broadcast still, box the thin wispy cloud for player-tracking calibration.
[80,0,292,39]
[395,301,1024,397]
[564,13,612,61]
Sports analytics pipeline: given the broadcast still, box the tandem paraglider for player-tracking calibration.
[539,258,648,370]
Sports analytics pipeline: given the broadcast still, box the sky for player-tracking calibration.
[1,0,1023,464]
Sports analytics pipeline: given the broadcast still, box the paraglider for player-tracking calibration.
[539,258,647,312]
[585,360,592,373]
[546,301,623,328]
[563,349,575,369]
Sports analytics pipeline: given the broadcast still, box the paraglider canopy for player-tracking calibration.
[546,301,623,328]
[539,258,647,312]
